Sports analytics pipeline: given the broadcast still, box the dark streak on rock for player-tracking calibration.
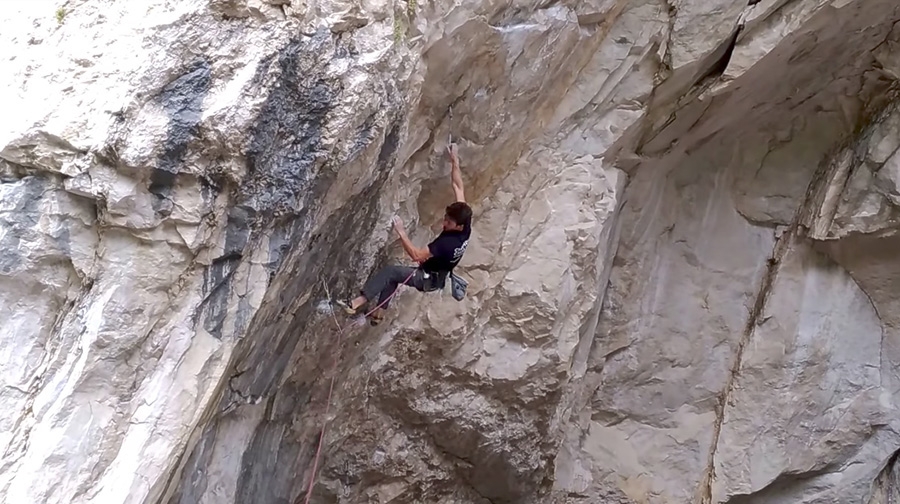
[218,118,401,503]
[166,33,394,504]
[195,206,250,340]
[377,123,401,170]
[266,221,299,276]
[233,383,310,504]
[165,426,219,504]
[226,185,392,504]
[153,58,212,216]
[192,31,344,345]
[0,176,47,275]
[233,294,254,344]
[348,112,378,160]
[233,153,396,399]
[243,32,340,219]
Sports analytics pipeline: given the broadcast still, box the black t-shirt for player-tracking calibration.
[421,223,471,274]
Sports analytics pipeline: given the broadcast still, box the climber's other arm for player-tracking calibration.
[392,216,431,264]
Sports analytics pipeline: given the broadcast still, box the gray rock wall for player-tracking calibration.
[2,0,900,503]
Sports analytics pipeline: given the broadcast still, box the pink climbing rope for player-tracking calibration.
[299,268,417,504]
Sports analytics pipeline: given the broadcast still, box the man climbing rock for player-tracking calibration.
[337,143,472,324]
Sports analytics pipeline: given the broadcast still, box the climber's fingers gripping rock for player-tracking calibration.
[391,215,404,233]
[446,142,459,162]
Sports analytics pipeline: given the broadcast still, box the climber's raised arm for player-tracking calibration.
[448,143,465,203]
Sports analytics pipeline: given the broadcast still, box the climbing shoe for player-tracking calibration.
[335,298,358,315]
[368,308,384,326]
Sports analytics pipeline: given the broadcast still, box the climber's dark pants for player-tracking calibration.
[361,265,446,309]
[361,265,424,309]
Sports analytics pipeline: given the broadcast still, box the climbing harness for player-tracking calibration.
[299,268,417,504]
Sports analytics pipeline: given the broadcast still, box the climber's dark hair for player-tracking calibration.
[445,201,472,227]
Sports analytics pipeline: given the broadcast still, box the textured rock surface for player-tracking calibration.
[3,0,900,503]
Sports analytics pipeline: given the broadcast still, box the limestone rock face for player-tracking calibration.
[2,0,900,503]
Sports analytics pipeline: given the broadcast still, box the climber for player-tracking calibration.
[336,143,472,324]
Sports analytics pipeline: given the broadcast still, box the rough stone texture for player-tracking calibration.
[3,0,900,504]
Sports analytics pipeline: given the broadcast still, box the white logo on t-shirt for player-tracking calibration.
[452,240,468,262]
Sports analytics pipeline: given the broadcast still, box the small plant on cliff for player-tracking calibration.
[393,15,405,43]
[55,7,66,24]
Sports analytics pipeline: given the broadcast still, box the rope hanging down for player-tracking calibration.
[298,268,417,504]
[300,103,455,503]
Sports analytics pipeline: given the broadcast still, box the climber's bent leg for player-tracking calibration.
[365,265,422,310]
[339,265,422,315]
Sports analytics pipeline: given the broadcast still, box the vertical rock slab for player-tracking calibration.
[712,241,893,503]
[561,145,776,503]
[556,0,900,502]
